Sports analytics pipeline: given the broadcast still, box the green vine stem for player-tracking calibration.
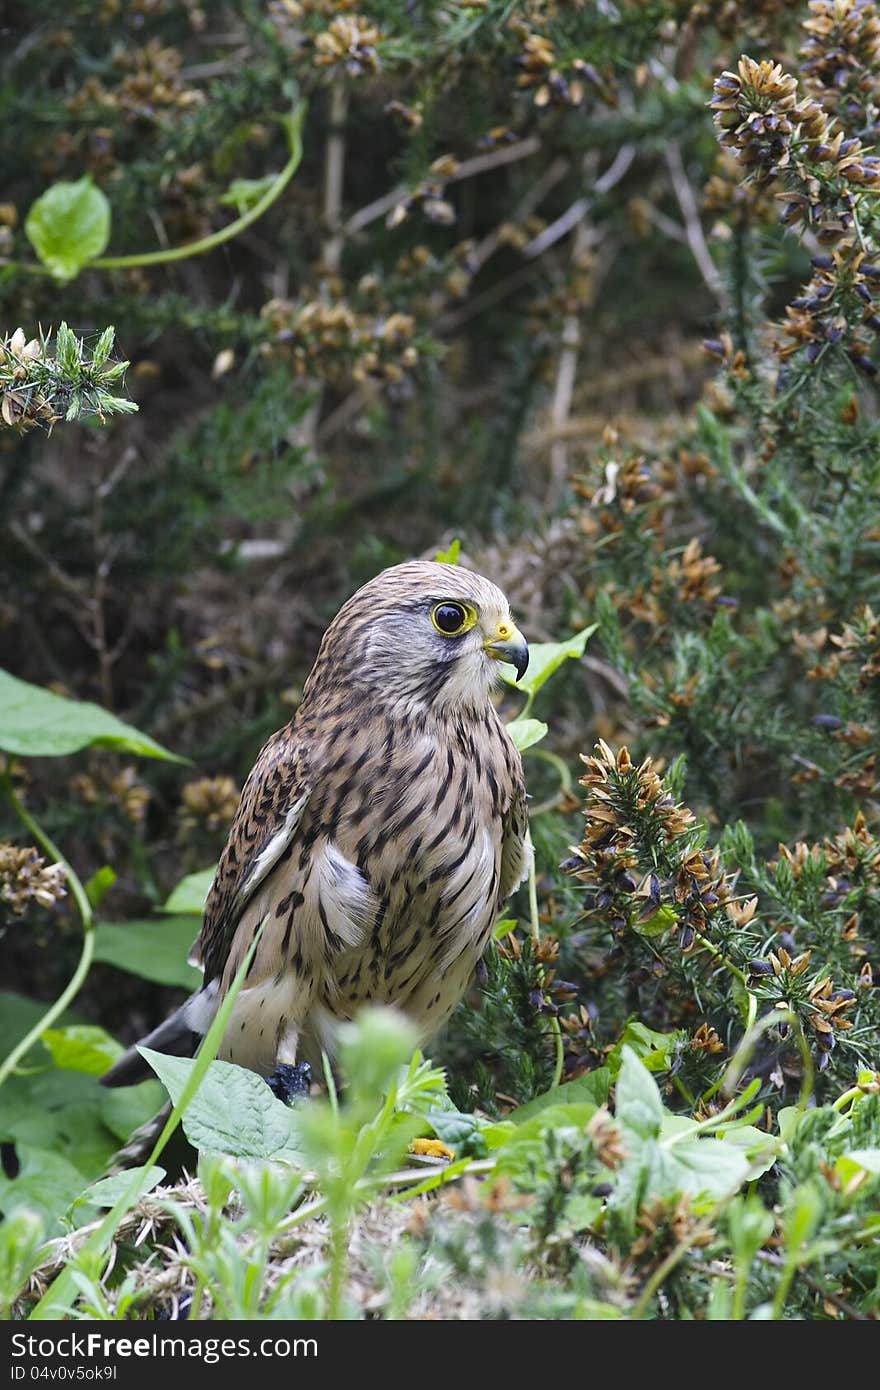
[0,776,94,1089]
[527,746,573,816]
[721,1007,815,1118]
[7,104,306,281]
[91,105,305,270]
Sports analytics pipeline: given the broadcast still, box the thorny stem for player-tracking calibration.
[0,776,94,1090]
[692,929,749,990]
[528,855,564,1088]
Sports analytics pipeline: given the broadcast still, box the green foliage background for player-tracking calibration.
[2,0,880,1320]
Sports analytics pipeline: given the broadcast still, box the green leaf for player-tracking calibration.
[615,1047,664,1141]
[25,177,111,281]
[0,997,163,1230]
[219,174,279,215]
[41,1025,122,1076]
[72,1166,166,1212]
[93,917,201,989]
[0,669,182,761]
[492,917,516,940]
[609,1021,684,1075]
[0,1207,46,1317]
[162,867,215,915]
[505,717,548,752]
[835,1149,880,1188]
[140,1050,305,1163]
[84,866,116,909]
[0,1146,89,1228]
[434,539,460,564]
[501,624,597,696]
[494,1107,597,1178]
[508,1068,611,1124]
[635,904,677,938]
[719,1124,779,1180]
[782,1181,823,1254]
[655,1132,750,1202]
[426,1107,489,1158]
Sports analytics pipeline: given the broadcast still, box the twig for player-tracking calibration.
[469,157,570,275]
[434,264,540,336]
[548,222,590,511]
[344,137,542,237]
[8,520,94,612]
[665,142,728,310]
[322,82,349,274]
[523,144,636,259]
[316,382,376,445]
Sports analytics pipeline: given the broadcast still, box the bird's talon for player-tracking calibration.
[266,1061,312,1104]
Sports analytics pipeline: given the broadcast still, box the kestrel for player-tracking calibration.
[103,561,531,1095]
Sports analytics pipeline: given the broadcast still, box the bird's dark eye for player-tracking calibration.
[431,602,470,635]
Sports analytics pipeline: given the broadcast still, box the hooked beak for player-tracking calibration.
[484,621,529,682]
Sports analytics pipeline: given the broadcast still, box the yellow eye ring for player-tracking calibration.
[431,602,477,636]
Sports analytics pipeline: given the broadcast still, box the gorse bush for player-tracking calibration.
[1,0,880,1320]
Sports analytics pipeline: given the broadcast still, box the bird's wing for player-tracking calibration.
[499,780,532,905]
[193,724,313,984]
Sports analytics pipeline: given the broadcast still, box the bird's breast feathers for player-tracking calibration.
[211,712,529,1073]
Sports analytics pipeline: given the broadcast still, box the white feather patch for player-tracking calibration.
[236,792,310,909]
[312,840,375,950]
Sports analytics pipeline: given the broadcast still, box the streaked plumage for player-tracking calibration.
[103,561,531,1087]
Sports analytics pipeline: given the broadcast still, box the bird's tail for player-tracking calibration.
[100,982,219,1088]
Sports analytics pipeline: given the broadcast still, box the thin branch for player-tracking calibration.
[665,142,728,310]
[322,82,349,274]
[469,156,570,275]
[344,136,542,237]
[523,144,636,259]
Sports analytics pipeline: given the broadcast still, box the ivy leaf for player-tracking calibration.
[161,867,215,915]
[219,175,279,215]
[93,917,201,989]
[608,1021,684,1076]
[25,177,111,281]
[500,624,597,696]
[0,669,182,762]
[41,1025,122,1076]
[505,717,548,752]
[140,1050,305,1163]
[85,866,116,910]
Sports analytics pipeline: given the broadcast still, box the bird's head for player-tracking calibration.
[307,561,529,716]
